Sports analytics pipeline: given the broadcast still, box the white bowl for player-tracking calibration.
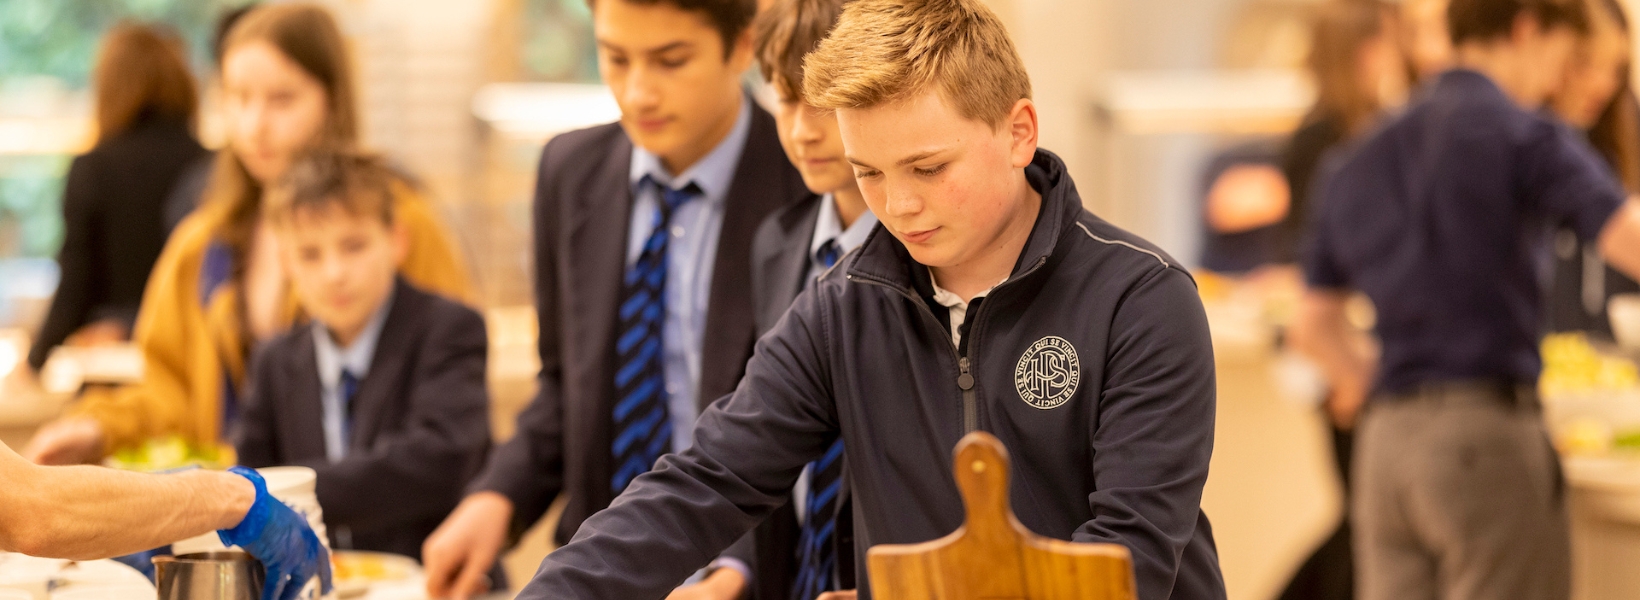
[257,466,317,496]
[1610,294,1640,351]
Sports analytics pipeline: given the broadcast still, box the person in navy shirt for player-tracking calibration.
[1291,0,1640,598]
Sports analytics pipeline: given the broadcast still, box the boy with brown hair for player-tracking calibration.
[743,0,877,598]
[516,0,1226,598]
[234,150,492,566]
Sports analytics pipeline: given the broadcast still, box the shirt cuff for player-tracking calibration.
[707,557,754,594]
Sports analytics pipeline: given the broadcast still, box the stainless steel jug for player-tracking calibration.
[152,552,264,600]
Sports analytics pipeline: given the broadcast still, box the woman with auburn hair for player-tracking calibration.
[1547,0,1640,336]
[25,3,474,465]
[26,22,208,373]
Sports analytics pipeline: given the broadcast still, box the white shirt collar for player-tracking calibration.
[928,270,1005,349]
[808,193,879,261]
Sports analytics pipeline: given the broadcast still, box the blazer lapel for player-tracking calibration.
[772,203,820,317]
[348,279,419,452]
[698,102,813,409]
[559,127,635,509]
[285,329,330,461]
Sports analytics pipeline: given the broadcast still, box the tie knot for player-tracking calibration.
[339,369,360,401]
[817,239,842,269]
[663,183,700,210]
[642,176,701,215]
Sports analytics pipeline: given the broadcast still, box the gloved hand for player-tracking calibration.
[217,466,334,600]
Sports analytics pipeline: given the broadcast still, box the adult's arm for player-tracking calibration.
[1599,199,1640,281]
[516,289,837,599]
[1073,267,1217,600]
[0,441,252,560]
[29,155,101,371]
[1289,289,1376,428]
[31,214,222,463]
[310,307,491,531]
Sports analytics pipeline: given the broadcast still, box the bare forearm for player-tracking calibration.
[1600,199,1640,281]
[2,464,253,559]
[1291,293,1373,393]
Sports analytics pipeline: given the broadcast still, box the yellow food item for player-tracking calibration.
[1559,418,1614,456]
[331,552,412,583]
[103,436,234,472]
[1541,333,1640,397]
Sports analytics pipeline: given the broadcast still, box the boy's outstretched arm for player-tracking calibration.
[516,291,839,599]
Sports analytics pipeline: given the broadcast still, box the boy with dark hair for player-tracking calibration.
[234,149,493,565]
[1291,0,1640,597]
[511,0,1227,598]
[745,0,876,597]
[420,0,813,597]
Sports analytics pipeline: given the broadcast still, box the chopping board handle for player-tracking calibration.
[865,431,1138,600]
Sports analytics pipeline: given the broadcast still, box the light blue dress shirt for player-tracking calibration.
[625,98,752,454]
[311,288,394,464]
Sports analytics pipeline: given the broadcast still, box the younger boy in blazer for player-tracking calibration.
[234,151,492,563]
[746,0,877,597]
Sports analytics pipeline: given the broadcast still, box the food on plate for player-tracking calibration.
[103,436,234,472]
[1541,333,1640,397]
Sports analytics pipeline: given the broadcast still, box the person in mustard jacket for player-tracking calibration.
[25,3,473,465]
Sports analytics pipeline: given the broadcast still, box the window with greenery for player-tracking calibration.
[520,0,600,83]
[0,0,251,260]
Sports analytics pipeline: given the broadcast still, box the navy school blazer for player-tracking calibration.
[235,277,492,560]
[468,98,813,597]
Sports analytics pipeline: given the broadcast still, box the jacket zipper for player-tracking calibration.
[957,356,977,432]
[849,255,1047,435]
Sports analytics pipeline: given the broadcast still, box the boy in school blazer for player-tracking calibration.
[234,151,491,562]
[421,0,811,597]
[746,0,880,597]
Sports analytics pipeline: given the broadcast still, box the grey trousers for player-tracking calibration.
[1353,385,1569,600]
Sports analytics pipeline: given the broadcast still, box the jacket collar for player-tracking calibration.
[846,148,1080,298]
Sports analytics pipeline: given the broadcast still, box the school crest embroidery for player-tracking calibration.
[1014,336,1080,409]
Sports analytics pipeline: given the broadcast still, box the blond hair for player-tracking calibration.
[801,0,1031,128]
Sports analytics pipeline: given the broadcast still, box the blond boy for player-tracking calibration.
[516,1,1226,598]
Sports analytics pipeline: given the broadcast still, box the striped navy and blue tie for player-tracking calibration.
[793,239,845,600]
[611,178,699,495]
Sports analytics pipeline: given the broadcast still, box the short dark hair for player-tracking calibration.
[588,0,756,58]
[754,0,849,100]
[1448,0,1590,44]
[264,148,396,227]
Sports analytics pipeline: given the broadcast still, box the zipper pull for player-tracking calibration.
[958,356,975,390]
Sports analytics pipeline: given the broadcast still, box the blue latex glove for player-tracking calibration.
[217,467,334,600]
